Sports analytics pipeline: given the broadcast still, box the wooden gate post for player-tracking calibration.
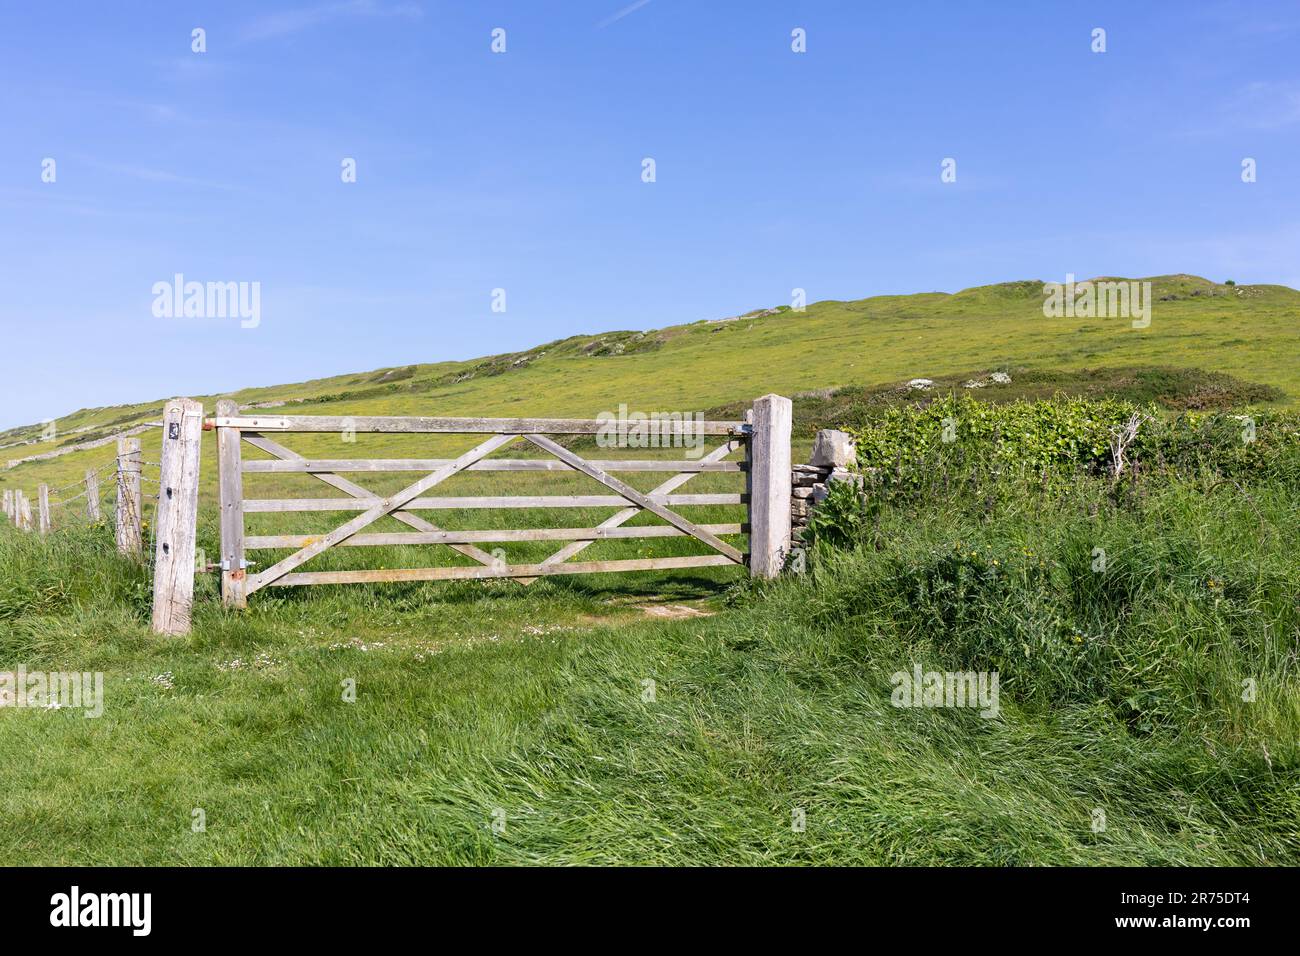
[37,483,50,534]
[115,436,143,556]
[85,468,101,521]
[749,394,792,578]
[151,398,204,635]
[215,399,247,609]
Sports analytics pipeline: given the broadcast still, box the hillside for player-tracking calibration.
[3,273,1298,498]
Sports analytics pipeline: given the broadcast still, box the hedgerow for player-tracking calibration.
[848,395,1300,487]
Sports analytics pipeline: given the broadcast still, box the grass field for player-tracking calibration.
[2,273,1297,865]
[2,466,1296,864]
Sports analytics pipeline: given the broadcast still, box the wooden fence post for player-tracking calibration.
[116,436,143,556]
[749,394,792,579]
[215,399,247,609]
[151,399,204,635]
[2,489,12,523]
[85,468,101,521]
[37,483,50,534]
[17,490,32,531]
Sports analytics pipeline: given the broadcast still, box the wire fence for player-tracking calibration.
[43,459,114,520]
[5,450,163,579]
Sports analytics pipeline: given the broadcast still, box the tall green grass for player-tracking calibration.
[2,465,1295,864]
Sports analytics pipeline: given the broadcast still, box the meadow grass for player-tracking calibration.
[2,469,1295,865]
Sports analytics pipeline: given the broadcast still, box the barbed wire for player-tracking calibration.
[144,493,158,572]
[49,488,88,507]
[6,454,164,532]
[47,475,89,496]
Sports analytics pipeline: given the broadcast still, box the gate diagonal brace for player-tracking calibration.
[246,433,518,594]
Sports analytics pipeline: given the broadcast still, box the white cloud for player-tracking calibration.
[1227,81,1300,130]
[82,160,242,193]
[597,0,654,30]
[241,1,423,43]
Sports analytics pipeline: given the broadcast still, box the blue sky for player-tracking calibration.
[2,0,1299,428]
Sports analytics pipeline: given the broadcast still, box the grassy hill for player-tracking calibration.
[3,273,1298,500]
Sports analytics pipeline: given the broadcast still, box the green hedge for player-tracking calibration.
[849,395,1300,486]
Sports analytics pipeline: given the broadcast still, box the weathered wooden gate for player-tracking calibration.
[210,395,791,607]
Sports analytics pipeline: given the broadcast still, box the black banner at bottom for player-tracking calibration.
[0,866,1273,940]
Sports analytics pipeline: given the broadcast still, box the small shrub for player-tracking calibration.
[805,480,874,549]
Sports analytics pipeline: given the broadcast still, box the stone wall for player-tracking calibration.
[789,429,858,562]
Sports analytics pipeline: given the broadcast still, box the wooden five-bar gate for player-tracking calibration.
[209,395,793,610]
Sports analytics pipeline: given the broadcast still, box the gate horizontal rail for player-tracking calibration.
[213,415,744,435]
[243,494,746,512]
[268,555,739,587]
[242,458,745,473]
[245,524,747,549]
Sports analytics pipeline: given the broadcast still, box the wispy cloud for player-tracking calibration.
[0,187,110,218]
[82,159,242,193]
[597,0,653,30]
[241,0,422,43]
[108,99,202,125]
[1228,80,1300,130]
[1176,80,1300,137]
